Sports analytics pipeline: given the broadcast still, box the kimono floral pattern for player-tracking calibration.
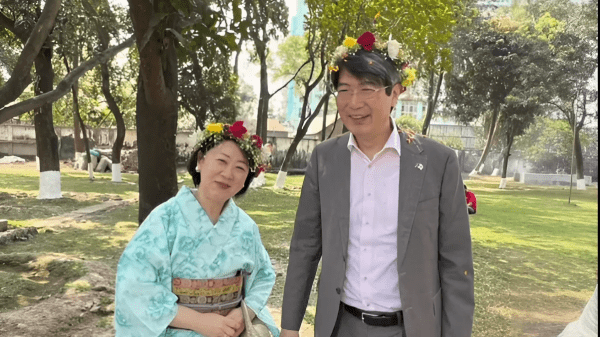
[115,186,279,337]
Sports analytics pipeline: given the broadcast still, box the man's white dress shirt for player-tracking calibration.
[341,120,403,312]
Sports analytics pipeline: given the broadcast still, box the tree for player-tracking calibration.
[243,0,289,142]
[445,17,530,175]
[0,0,61,109]
[0,0,63,198]
[128,0,249,223]
[272,26,329,188]
[515,116,593,174]
[81,0,130,182]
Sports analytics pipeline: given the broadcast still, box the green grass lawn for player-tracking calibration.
[0,163,597,336]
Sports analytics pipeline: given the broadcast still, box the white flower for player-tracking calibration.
[333,45,348,59]
[387,40,400,59]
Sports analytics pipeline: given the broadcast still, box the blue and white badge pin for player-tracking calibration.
[415,163,423,170]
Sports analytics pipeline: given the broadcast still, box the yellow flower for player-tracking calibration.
[374,11,381,20]
[343,37,357,48]
[206,123,223,133]
[328,65,339,72]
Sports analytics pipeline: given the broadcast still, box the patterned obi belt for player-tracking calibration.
[172,270,247,316]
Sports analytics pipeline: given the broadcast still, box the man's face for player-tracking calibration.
[335,69,401,141]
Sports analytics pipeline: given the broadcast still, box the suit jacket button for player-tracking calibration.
[336,288,341,294]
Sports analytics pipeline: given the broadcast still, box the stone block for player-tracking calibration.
[0,219,7,232]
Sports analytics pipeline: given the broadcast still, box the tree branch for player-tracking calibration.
[0,0,61,109]
[0,35,134,124]
[269,59,311,98]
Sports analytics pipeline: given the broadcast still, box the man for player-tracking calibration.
[465,184,477,214]
[280,32,474,337]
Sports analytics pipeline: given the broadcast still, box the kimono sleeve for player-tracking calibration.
[244,224,280,337]
[114,206,179,337]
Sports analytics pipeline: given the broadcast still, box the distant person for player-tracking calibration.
[558,284,598,336]
[115,121,278,337]
[465,184,477,214]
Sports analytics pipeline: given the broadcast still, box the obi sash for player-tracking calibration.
[172,270,248,316]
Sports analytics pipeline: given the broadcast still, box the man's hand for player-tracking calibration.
[225,308,245,337]
[196,313,240,337]
[280,328,300,337]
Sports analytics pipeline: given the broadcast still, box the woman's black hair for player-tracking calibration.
[330,49,402,96]
[187,140,255,197]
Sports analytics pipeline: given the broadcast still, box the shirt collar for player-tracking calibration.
[346,118,401,157]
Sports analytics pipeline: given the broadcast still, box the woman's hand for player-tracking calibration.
[196,312,241,337]
[225,308,246,337]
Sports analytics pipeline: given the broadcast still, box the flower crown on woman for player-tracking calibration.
[197,121,266,176]
[329,31,417,89]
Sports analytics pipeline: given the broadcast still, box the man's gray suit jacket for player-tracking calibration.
[281,131,475,337]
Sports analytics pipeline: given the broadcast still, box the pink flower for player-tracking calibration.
[251,135,263,149]
[228,121,247,139]
[357,31,376,51]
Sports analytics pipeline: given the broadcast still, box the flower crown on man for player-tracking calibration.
[187,121,266,193]
[329,31,417,95]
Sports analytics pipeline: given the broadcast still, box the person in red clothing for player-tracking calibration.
[465,184,477,214]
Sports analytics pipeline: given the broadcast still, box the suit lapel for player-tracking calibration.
[333,134,351,260]
[397,132,427,268]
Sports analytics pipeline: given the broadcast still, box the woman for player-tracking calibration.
[115,121,278,337]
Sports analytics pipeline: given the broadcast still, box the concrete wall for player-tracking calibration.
[0,123,197,158]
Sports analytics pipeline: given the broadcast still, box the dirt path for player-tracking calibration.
[0,201,129,337]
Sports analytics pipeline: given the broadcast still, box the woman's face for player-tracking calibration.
[197,140,249,203]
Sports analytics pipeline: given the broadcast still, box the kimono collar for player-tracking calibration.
[176,186,239,235]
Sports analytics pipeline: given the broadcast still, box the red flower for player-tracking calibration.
[251,134,263,149]
[357,31,376,51]
[228,121,247,139]
[255,165,266,177]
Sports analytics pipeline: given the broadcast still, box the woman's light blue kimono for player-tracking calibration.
[115,186,279,337]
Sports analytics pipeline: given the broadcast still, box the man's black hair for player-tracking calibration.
[330,49,402,96]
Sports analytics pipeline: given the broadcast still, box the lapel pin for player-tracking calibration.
[415,163,423,170]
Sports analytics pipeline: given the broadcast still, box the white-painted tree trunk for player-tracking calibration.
[275,171,287,189]
[74,152,85,170]
[38,171,62,199]
[36,156,40,171]
[499,178,507,189]
[476,163,485,174]
[491,168,500,176]
[112,163,122,182]
[249,171,266,188]
[88,164,95,181]
[577,179,586,190]
[469,170,478,177]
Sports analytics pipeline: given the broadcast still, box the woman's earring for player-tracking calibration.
[195,166,200,172]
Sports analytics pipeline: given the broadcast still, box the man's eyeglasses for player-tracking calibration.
[333,85,390,100]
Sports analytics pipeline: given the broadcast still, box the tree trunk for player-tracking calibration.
[34,45,61,199]
[129,0,179,223]
[422,70,444,135]
[499,131,513,189]
[64,52,93,180]
[471,108,499,175]
[256,50,269,142]
[73,114,84,152]
[574,127,584,180]
[321,92,330,141]
[100,63,125,164]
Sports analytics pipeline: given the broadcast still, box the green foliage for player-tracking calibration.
[395,115,423,132]
[438,136,465,150]
[514,116,592,173]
